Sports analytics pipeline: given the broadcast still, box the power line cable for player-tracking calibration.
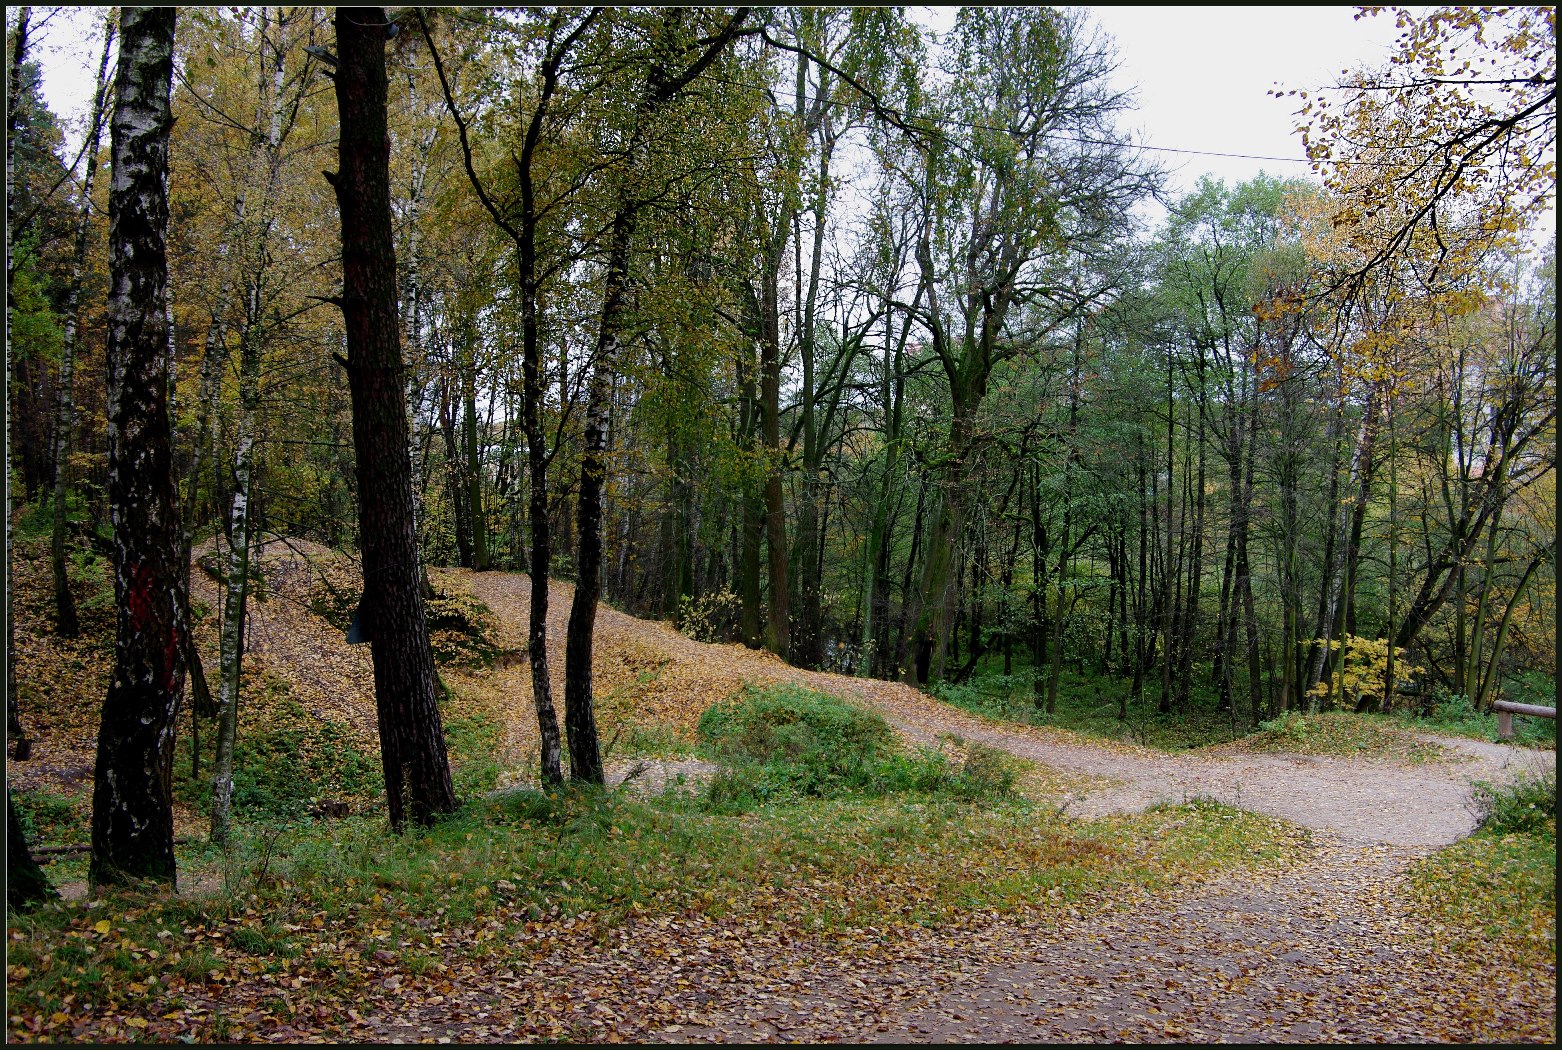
[693,68,1530,171]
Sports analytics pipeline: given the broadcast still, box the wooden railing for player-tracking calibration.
[1492,699,1557,741]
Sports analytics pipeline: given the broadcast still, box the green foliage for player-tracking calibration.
[177,688,383,818]
[1470,771,1557,836]
[1399,690,1556,749]
[70,548,115,616]
[6,245,64,369]
[10,788,82,847]
[696,683,1016,812]
[933,665,1234,751]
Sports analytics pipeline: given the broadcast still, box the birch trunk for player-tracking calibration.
[90,6,184,888]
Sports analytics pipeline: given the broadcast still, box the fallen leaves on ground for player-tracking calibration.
[7,541,1555,1044]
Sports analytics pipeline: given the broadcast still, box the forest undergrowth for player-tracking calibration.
[5,537,1555,1042]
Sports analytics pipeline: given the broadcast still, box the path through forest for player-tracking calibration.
[443,569,1555,1042]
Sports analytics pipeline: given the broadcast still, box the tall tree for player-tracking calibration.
[5,6,33,759]
[48,12,114,639]
[209,6,317,846]
[89,5,185,889]
[565,6,754,784]
[417,7,604,787]
[328,6,457,830]
[896,8,1152,682]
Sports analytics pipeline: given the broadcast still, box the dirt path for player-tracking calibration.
[464,569,1552,845]
[447,570,1555,1042]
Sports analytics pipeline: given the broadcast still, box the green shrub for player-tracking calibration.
[10,789,82,846]
[1470,770,1556,836]
[947,742,1025,800]
[176,692,383,818]
[696,683,1016,811]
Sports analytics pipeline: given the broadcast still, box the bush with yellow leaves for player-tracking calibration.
[1308,634,1423,711]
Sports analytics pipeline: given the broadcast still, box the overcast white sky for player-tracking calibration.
[23,6,1551,239]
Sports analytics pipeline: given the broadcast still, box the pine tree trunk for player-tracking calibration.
[90,6,184,889]
[329,6,456,830]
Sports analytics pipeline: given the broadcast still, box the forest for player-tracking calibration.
[3,5,1557,1043]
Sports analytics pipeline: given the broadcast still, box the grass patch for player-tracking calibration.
[442,703,504,800]
[175,678,383,818]
[5,781,1310,1042]
[933,666,1240,751]
[1224,710,1447,763]
[696,682,1022,811]
[10,788,85,848]
[608,722,697,760]
[1405,773,1555,965]
[1394,690,1556,750]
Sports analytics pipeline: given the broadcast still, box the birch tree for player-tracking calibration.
[89,5,185,889]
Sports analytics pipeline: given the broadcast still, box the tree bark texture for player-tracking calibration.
[90,6,184,889]
[330,7,456,830]
[563,206,634,787]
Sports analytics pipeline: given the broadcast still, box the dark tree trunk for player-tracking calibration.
[893,470,929,681]
[416,8,579,785]
[563,7,748,780]
[563,204,635,787]
[8,791,56,910]
[6,7,32,758]
[737,347,764,648]
[89,6,184,889]
[329,6,456,830]
[438,375,474,567]
[463,357,489,571]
